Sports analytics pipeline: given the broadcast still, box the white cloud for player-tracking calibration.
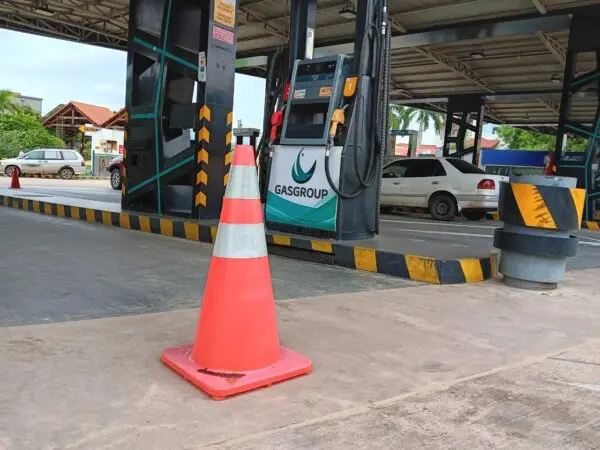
[0,28,266,128]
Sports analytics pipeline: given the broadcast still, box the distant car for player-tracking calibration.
[380,157,509,221]
[0,149,86,180]
[108,156,123,190]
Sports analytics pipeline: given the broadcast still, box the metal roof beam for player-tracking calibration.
[412,47,494,94]
[309,14,571,58]
[531,0,547,15]
[537,96,561,113]
[391,15,570,49]
[239,7,286,39]
[536,31,567,66]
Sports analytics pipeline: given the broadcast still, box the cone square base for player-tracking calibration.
[161,344,312,400]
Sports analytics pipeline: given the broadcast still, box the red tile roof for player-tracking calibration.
[394,143,438,156]
[42,101,115,127]
[481,137,501,148]
[70,101,114,126]
[101,107,127,128]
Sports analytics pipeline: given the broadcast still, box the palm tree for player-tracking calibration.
[388,104,415,131]
[414,108,444,154]
[0,90,18,114]
[388,105,445,157]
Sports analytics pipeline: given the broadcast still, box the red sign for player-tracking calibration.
[213,25,234,45]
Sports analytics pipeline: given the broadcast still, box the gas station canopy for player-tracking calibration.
[1,0,599,126]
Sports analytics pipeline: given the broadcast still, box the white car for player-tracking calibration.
[0,149,86,179]
[380,157,509,221]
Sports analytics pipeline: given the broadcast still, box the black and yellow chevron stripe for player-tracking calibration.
[1,194,496,285]
[195,104,211,208]
[582,220,600,231]
[224,111,233,187]
[499,182,586,230]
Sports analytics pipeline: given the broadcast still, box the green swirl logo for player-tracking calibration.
[291,149,316,184]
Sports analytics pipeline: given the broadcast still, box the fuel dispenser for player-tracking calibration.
[259,0,391,241]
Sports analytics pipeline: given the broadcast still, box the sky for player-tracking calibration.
[0,29,266,130]
[0,28,494,144]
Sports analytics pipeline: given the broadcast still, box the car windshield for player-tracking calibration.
[446,158,485,174]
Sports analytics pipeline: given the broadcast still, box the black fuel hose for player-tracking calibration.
[374,0,391,233]
[257,51,283,202]
[324,0,385,199]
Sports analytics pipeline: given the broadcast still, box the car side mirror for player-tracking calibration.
[382,172,396,179]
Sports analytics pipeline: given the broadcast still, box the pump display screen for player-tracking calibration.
[297,60,337,75]
[296,61,337,81]
[285,103,329,139]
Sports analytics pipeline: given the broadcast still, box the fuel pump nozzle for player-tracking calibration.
[326,105,348,153]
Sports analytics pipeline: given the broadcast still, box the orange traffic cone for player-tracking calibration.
[161,144,312,400]
[9,167,20,189]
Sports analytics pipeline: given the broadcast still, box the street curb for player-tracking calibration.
[0,174,109,180]
[0,194,497,285]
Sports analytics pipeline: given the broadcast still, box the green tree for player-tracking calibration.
[414,108,444,151]
[0,90,19,114]
[389,104,415,130]
[0,106,65,159]
[388,105,444,156]
[495,125,590,152]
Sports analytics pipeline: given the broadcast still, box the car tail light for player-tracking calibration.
[81,160,85,166]
[477,179,495,190]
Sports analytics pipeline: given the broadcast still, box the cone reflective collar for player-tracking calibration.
[161,145,312,400]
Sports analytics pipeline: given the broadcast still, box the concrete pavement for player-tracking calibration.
[2,269,600,448]
[0,207,413,327]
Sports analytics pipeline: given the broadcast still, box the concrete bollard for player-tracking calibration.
[493,175,586,290]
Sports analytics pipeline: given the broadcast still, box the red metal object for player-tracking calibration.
[282,83,291,102]
[270,110,284,142]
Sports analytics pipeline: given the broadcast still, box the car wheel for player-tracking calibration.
[59,167,74,180]
[5,166,19,177]
[429,194,457,221]
[110,168,122,190]
[463,210,486,221]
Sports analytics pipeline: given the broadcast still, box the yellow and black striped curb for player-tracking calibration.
[0,174,109,180]
[582,220,600,231]
[486,211,500,221]
[0,194,497,285]
[499,182,585,230]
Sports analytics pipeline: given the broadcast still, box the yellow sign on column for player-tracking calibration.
[214,0,236,28]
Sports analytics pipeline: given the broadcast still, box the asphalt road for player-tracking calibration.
[0,207,415,327]
[14,178,119,204]
[7,178,600,268]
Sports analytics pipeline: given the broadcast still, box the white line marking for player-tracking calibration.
[381,218,498,229]
[388,228,493,238]
[580,241,600,247]
[577,234,600,243]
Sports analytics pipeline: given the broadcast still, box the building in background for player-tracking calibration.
[101,107,126,130]
[82,124,124,176]
[394,137,500,157]
[11,92,42,115]
[42,101,115,148]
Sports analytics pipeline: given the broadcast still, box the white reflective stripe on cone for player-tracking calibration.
[225,165,260,200]
[212,223,268,258]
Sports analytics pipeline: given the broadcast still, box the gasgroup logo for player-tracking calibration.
[291,149,316,184]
